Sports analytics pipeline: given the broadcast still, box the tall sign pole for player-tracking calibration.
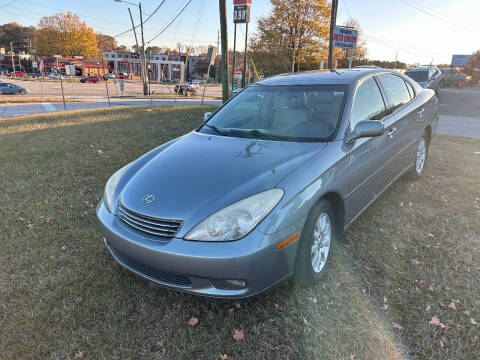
[139,2,148,95]
[219,0,229,103]
[327,0,338,69]
[231,23,237,92]
[233,0,251,89]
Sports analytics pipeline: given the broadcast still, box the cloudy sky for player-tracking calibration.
[1,0,478,65]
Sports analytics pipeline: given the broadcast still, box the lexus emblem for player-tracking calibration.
[142,194,155,204]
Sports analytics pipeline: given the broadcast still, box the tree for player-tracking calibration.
[250,0,331,75]
[36,12,98,58]
[464,50,480,85]
[97,33,117,52]
[0,22,37,52]
[335,19,368,68]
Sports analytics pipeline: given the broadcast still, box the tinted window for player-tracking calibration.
[405,70,428,82]
[350,77,386,129]
[377,74,411,111]
[201,85,347,142]
[405,80,415,99]
[440,68,448,74]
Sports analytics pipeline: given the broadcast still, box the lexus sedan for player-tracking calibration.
[97,68,438,298]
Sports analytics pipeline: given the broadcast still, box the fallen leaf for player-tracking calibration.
[471,318,479,326]
[234,301,241,309]
[440,336,447,348]
[350,355,356,360]
[472,336,479,343]
[448,302,456,310]
[61,246,66,251]
[310,296,318,304]
[220,355,233,360]
[154,340,164,348]
[187,317,198,327]
[27,220,35,229]
[97,149,104,155]
[382,304,389,310]
[428,285,434,292]
[233,329,244,341]
[392,323,404,331]
[45,216,52,224]
[427,232,435,238]
[74,351,84,359]
[430,316,446,328]
[303,317,309,325]
[426,304,431,312]
[400,202,404,207]
[410,259,423,266]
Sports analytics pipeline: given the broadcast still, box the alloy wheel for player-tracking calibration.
[416,137,427,174]
[311,213,331,273]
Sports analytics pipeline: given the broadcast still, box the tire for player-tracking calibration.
[407,132,429,181]
[20,89,26,95]
[294,199,335,286]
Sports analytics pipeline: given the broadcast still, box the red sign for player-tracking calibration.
[233,0,251,4]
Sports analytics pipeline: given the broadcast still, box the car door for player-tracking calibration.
[344,75,393,223]
[376,73,418,178]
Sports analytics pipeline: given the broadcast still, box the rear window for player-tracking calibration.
[405,70,428,82]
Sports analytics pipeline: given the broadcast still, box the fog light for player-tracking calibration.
[212,279,247,290]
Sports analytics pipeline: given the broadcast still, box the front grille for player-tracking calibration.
[110,246,192,287]
[117,202,182,238]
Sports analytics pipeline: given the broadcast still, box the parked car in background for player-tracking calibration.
[117,73,128,79]
[405,65,442,94]
[230,88,243,97]
[0,82,28,94]
[174,84,197,96]
[97,68,438,298]
[48,73,63,79]
[103,73,116,80]
[27,72,41,78]
[80,75,101,83]
[7,71,27,78]
[439,68,467,88]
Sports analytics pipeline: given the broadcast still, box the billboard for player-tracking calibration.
[451,55,471,67]
[333,26,358,49]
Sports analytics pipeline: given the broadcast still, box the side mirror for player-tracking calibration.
[204,112,213,121]
[346,120,384,144]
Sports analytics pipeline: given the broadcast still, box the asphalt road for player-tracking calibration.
[437,88,480,139]
[0,77,222,98]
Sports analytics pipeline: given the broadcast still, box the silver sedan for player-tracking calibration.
[97,68,438,298]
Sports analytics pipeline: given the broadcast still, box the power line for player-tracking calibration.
[398,0,474,34]
[147,0,193,44]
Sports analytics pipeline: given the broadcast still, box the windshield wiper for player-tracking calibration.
[204,123,229,136]
[232,129,287,141]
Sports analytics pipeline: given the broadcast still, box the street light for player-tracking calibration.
[114,0,148,95]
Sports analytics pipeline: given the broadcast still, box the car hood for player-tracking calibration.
[119,131,326,236]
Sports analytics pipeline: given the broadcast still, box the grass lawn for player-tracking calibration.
[0,107,478,359]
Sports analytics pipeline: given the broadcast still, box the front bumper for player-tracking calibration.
[96,201,303,298]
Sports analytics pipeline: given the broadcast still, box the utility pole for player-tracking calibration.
[327,0,338,69]
[127,8,140,83]
[10,41,15,75]
[241,21,248,87]
[216,30,220,83]
[138,2,148,95]
[219,0,229,102]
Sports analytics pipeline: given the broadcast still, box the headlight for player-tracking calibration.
[103,164,130,213]
[184,189,284,241]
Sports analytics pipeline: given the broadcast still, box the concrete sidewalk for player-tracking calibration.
[438,115,480,139]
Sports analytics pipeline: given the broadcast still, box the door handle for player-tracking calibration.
[417,108,425,119]
[387,127,397,139]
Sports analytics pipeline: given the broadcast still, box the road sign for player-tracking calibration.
[65,65,75,76]
[233,0,251,23]
[32,61,38,68]
[333,26,358,49]
[451,55,471,67]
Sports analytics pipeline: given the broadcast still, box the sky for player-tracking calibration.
[1,0,479,65]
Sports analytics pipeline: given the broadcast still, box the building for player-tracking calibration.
[43,56,109,76]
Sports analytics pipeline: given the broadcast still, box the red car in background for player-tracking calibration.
[80,75,101,83]
[7,71,27,77]
[117,73,127,79]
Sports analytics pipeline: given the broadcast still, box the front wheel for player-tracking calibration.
[20,89,26,95]
[294,200,335,286]
[407,132,429,180]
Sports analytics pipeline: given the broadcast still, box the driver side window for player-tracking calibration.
[350,77,386,130]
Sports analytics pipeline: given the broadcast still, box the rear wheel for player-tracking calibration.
[294,200,335,286]
[20,89,26,95]
[407,132,429,180]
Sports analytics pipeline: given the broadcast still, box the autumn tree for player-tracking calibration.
[335,18,368,68]
[36,13,98,58]
[0,22,37,52]
[250,0,331,76]
[464,50,480,85]
[97,33,117,52]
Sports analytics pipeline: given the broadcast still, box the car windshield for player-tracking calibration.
[440,68,449,74]
[406,70,428,82]
[199,85,347,142]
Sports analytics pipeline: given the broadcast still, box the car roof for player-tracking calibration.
[254,68,398,86]
[406,65,435,72]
